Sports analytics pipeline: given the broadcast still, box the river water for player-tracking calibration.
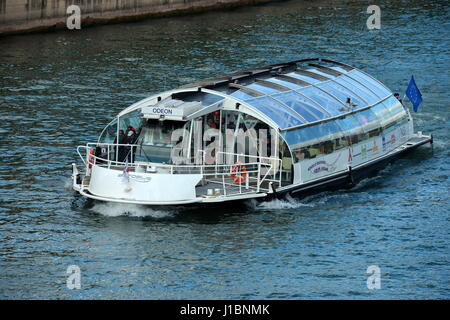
[0,0,449,299]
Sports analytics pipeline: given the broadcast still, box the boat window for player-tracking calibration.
[335,114,365,146]
[371,102,392,128]
[245,96,305,129]
[381,96,409,131]
[99,118,118,144]
[297,86,342,116]
[356,108,381,139]
[316,81,367,108]
[271,91,325,122]
[135,119,188,164]
[119,110,143,133]
[282,120,343,162]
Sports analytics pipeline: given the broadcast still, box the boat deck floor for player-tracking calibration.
[195,177,282,197]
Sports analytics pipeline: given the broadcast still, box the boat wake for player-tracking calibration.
[91,202,176,218]
[248,196,315,210]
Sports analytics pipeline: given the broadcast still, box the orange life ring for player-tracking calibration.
[88,148,95,168]
[231,163,247,183]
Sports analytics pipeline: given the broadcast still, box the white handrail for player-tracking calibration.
[77,142,283,194]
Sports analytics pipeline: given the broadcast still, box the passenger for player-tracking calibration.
[114,130,124,143]
[125,126,135,138]
[319,144,326,154]
[207,118,217,129]
[126,129,137,162]
[308,145,320,158]
[127,129,136,144]
[394,93,406,110]
[295,150,305,161]
[135,127,142,139]
[113,130,127,162]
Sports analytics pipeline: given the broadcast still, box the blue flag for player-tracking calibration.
[405,75,423,112]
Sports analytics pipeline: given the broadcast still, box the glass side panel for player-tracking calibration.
[135,119,188,164]
[247,83,281,95]
[335,114,367,145]
[99,118,118,144]
[297,86,342,115]
[356,108,381,134]
[335,114,362,135]
[382,96,409,125]
[334,75,380,104]
[281,121,341,147]
[246,96,305,129]
[316,81,367,108]
[314,121,342,139]
[272,91,327,122]
[282,126,317,148]
[285,72,321,84]
[348,70,391,98]
[371,102,391,119]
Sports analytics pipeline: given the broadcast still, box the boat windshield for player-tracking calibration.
[135,119,188,164]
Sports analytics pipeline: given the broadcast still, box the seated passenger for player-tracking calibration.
[308,145,320,158]
[295,150,305,161]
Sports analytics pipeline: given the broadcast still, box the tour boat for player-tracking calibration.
[72,58,432,205]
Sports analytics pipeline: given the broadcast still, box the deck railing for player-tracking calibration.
[77,143,282,195]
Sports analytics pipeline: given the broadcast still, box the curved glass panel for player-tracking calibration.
[356,108,381,137]
[337,114,367,145]
[247,83,281,95]
[230,90,256,100]
[285,72,320,84]
[381,96,409,130]
[245,96,304,129]
[119,109,143,133]
[371,102,393,128]
[99,118,118,144]
[316,81,367,108]
[272,91,327,122]
[282,120,344,161]
[307,68,338,79]
[297,86,342,115]
[334,76,380,104]
[282,121,341,148]
[347,70,391,98]
[268,78,304,90]
[330,66,351,74]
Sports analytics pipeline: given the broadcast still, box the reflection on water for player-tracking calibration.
[0,0,449,299]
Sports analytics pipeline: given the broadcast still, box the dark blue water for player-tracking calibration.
[0,0,449,299]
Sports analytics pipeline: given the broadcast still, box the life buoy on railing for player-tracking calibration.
[231,162,247,183]
[88,148,95,168]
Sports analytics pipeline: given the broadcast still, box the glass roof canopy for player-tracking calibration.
[229,66,393,130]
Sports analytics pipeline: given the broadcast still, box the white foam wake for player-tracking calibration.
[91,202,175,218]
[248,196,315,210]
